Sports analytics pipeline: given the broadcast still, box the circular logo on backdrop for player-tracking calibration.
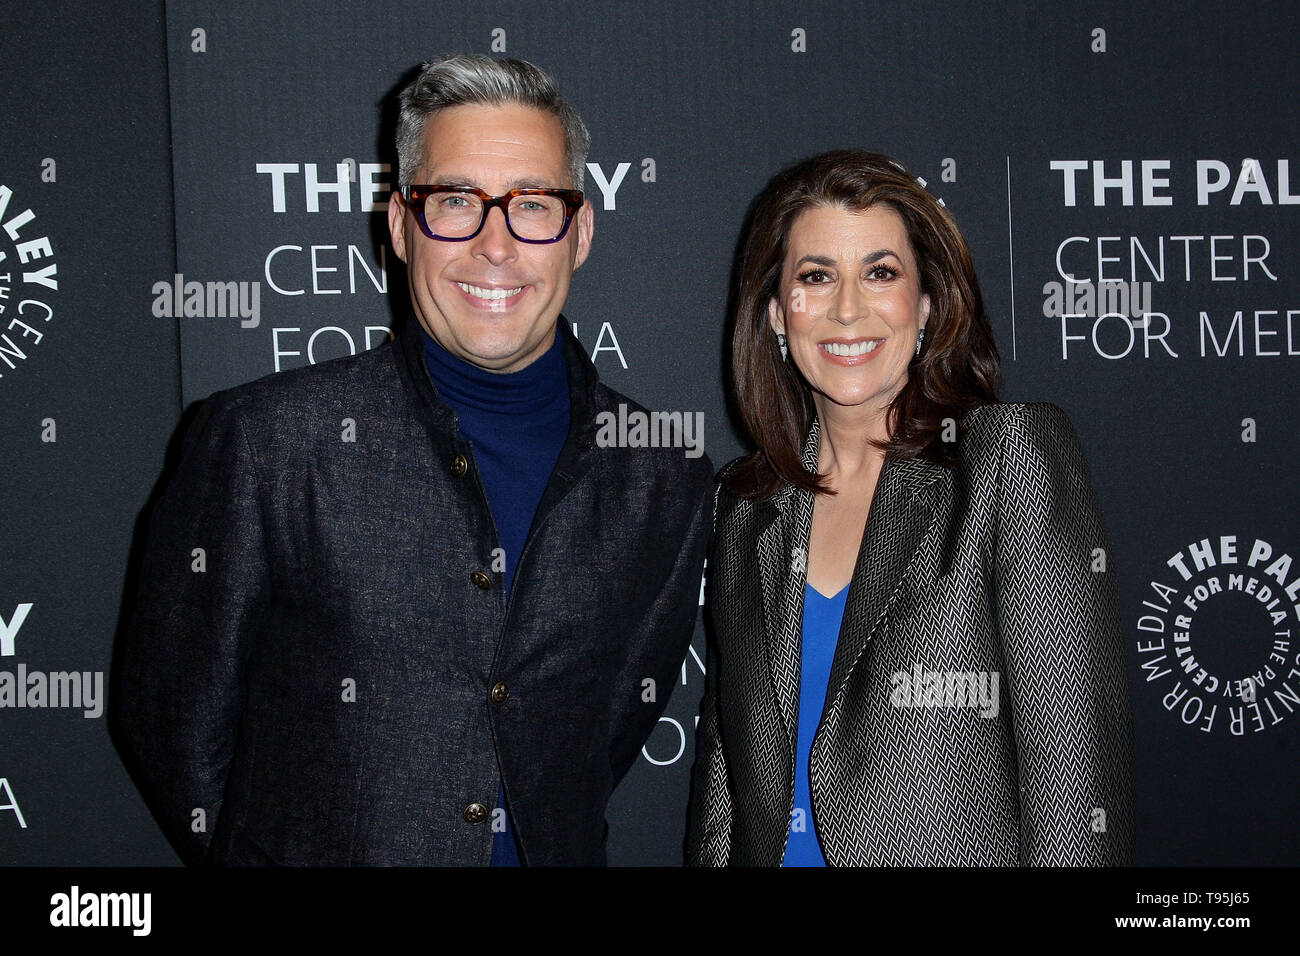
[0,177,58,391]
[1134,533,1300,737]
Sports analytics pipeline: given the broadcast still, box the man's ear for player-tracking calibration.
[571,199,595,271]
[388,191,410,265]
[767,297,785,337]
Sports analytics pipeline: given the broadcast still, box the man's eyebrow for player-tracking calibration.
[426,175,567,191]
[506,177,566,190]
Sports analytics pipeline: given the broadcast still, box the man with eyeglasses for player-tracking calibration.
[116,54,713,866]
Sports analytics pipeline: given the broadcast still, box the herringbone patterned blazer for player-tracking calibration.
[687,403,1135,866]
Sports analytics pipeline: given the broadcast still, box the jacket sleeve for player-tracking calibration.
[114,391,271,865]
[685,485,733,866]
[992,403,1136,865]
[606,471,713,787]
[684,624,733,864]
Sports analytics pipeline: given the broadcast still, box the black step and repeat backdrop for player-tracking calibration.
[2,0,1297,867]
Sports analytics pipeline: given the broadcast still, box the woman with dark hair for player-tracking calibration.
[687,150,1134,866]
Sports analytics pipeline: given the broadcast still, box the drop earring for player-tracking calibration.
[914,327,926,357]
[777,333,788,361]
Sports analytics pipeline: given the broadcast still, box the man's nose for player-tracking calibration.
[471,203,516,264]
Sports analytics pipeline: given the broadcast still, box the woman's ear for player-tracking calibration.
[767,297,785,336]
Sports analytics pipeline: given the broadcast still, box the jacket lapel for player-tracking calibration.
[760,422,822,760]
[756,500,800,749]
[825,454,950,700]
[756,420,953,816]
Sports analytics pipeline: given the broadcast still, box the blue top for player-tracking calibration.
[423,324,571,867]
[782,582,848,867]
[423,328,571,593]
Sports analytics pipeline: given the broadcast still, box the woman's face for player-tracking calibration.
[769,203,930,426]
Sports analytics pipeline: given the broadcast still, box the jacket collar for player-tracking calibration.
[770,418,822,516]
[756,417,952,755]
[826,442,952,702]
[394,315,604,520]
[768,417,950,512]
[396,313,600,434]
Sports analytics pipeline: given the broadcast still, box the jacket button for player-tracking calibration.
[463,803,488,824]
[470,570,492,590]
[450,454,468,477]
[490,681,509,703]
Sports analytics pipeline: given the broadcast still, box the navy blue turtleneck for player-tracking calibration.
[423,326,571,592]
[422,323,571,867]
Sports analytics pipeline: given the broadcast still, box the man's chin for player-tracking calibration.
[457,335,552,373]
[418,311,557,372]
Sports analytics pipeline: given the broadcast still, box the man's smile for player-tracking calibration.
[455,281,525,301]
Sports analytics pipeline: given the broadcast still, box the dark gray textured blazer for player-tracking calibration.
[115,316,712,866]
[687,403,1135,866]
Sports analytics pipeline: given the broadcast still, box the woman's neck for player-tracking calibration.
[813,395,890,486]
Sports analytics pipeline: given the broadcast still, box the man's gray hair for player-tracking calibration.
[396,54,590,190]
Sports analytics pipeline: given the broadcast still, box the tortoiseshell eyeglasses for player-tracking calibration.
[399,185,584,243]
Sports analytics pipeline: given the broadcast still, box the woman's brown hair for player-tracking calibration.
[725,149,1001,500]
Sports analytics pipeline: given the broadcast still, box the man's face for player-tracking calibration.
[389,103,594,373]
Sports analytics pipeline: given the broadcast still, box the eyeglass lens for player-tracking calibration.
[424,191,569,241]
